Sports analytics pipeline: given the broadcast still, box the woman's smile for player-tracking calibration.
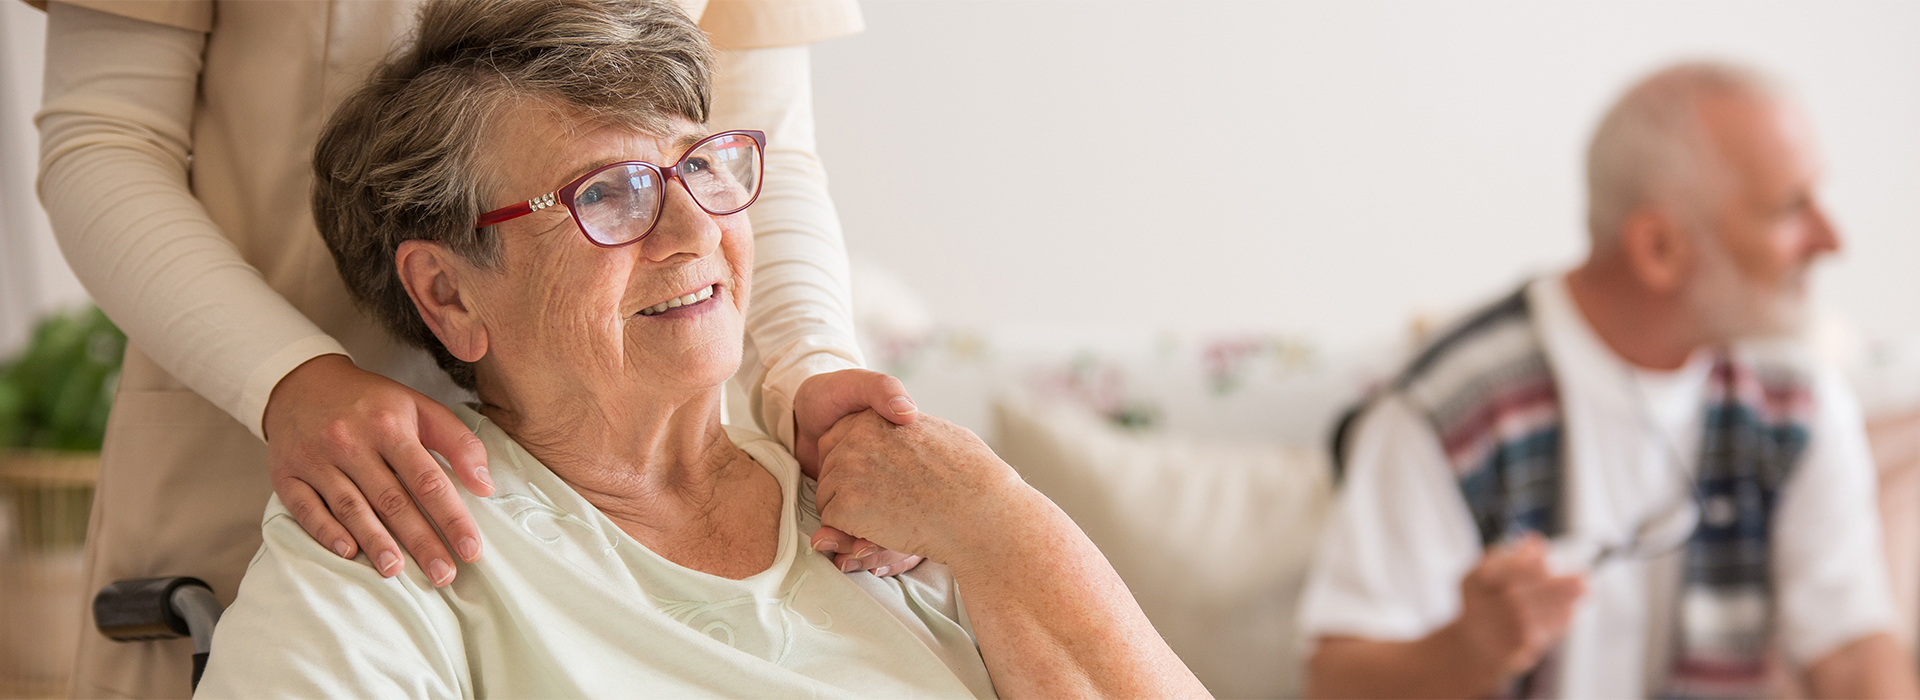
[635,283,722,318]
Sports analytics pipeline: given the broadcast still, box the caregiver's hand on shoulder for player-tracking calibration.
[811,410,1042,567]
[262,354,491,587]
[794,369,924,577]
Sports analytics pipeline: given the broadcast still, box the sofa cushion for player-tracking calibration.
[993,392,1332,699]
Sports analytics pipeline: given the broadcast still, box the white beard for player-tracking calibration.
[1683,231,1807,341]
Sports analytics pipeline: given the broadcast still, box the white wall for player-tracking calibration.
[0,3,87,357]
[3,1,1918,358]
[812,1,1920,349]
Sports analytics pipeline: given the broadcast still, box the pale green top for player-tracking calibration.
[197,405,997,699]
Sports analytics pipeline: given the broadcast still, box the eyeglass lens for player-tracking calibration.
[570,134,762,246]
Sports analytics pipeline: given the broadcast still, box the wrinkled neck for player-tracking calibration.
[478,377,738,511]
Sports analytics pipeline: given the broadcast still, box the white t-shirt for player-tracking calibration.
[1297,274,1896,698]
[197,406,996,699]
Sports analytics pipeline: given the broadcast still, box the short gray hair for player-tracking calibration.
[312,0,714,390]
[1585,61,1783,248]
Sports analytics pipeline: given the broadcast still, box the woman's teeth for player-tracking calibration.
[638,284,715,316]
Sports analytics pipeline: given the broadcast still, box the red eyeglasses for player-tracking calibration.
[474,130,766,247]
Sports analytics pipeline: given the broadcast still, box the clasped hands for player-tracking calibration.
[263,356,971,585]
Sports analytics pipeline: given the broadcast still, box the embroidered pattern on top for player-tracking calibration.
[652,570,837,664]
[497,485,618,557]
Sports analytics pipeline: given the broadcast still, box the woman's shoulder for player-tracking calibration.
[254,493,444,595]
[205,494,468,697]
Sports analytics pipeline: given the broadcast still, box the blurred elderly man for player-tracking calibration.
[1300,62,1920,699]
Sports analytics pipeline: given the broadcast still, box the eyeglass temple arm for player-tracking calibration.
[474,192,559,230]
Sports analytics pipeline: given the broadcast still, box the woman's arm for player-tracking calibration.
[947,490,1211,698]
[37,2,490,581]
[813,412,1211,698]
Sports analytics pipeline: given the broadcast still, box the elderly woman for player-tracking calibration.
[193,0,1206,697]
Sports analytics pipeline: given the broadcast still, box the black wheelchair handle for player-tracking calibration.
[94,576,211,641]
[94,576,225,690]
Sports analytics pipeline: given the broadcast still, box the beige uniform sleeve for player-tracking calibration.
[36,1,348,440]
[709,45,865,449]
[21,0,211,32]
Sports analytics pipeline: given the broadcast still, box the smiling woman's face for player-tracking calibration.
[462,98,752,406]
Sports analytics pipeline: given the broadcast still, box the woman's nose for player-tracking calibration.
[638,182,722,263]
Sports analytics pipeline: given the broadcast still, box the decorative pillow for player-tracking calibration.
[992,391,1333,699]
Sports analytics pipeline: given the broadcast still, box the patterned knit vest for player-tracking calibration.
[1387,286,1812,699]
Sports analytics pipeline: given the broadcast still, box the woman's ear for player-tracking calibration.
[1620,207,1694,295]
[395,240,489,363]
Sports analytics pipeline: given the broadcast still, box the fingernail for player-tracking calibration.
[474,466,493,489]
[376,552,401,575]
[812,538,835,552]
[854,545,880,559]
[873,566,890,577]
[841,558,861,573]
[429,559,453,586]
[889,396,917,416]
[458,537,480,561]
[332,540,352,559]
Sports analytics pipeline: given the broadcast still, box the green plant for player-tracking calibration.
[0,306,125,451]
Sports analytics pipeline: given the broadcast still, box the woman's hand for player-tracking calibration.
[793,369,926,576]
[812,410,1211,699]
[262,354,492,587]
[810,410,1039,566]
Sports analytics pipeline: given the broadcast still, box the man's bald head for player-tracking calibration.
[1585,62,1783,249]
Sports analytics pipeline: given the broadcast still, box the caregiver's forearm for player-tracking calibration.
[708,46,863,448]
[39,2,348,438]
[946,489,1210,700]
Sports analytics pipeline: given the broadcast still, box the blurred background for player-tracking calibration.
[4,1,1919,697]
[814,1,1920,347]
[803,0,1920,441]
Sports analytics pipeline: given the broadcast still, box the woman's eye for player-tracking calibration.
[683,157,711,174]
[577,183,607,206]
